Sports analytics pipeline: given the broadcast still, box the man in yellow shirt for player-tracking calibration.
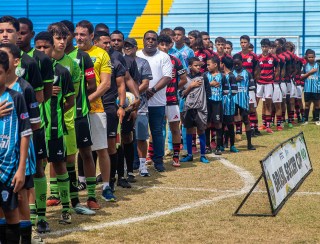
[75,20,116,202]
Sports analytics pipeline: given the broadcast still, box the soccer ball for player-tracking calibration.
[116,92,135,107]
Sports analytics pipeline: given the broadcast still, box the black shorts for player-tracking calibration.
[23,175,34,189]
[105,104,119,138]
[304,92,320,102]
[207,100,223,123]
[223,115,234,124]
[33,127,48,160]
[0,181,18,211]
[183,109,207,131]
[121,111,134,134]
[47,137,65,163]
[75,114,93,148]
[235,104,249,123]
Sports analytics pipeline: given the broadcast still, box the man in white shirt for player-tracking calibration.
[137,30,172,172]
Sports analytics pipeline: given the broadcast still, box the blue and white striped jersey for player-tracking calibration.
[0,88,32,186]
[303,62,320,93]
[232,69,255,111]
[171,44,194,72]
[205,72,224,101]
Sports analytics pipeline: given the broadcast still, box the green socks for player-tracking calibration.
[66,163,79,207]
[34,177,47,221]
[86,177,96,200]
[57,173,70,213]
[50,177,59,198]
[29,203,37,225]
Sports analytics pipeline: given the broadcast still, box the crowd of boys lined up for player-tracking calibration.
[0,15,319,244]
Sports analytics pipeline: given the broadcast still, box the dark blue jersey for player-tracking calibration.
[223,72,238,116]
[0,88,32,186]
[11,78,40,176]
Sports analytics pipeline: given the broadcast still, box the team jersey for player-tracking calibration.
[295,57,306,86]
[257,54,279,84]
[55,54,81,130]
[303,62,320,93]
[0,88,32,186]
[167,55,185,105]
[27,48,54,84]
[67,47,95,118]
[44,61,75,140]
[276,53,286,83]
[169,50,187,69]
[204,72,225,101]
[103,49,126,105]
[135,56,153,114]
[10,77,40,176]
[85,45,112,113]
[124,55,140,86]
[238,51,258,76]
[27,48,54,128]
[233,68,255,111]
[171,44,195,72]
[282,51,294,82]
[16,51,43,92]
[194,49,215,73]
[223,72,238,116]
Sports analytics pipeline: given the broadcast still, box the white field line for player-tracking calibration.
[136,186,320,196]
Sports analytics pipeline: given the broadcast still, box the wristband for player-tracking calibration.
[151,87,157,93]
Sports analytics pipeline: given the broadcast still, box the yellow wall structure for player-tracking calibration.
[129,0,174,49]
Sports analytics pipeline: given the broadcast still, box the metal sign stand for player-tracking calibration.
[233,174,274,217]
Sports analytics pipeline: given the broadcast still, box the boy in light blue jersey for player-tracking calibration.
[0,43,40,242]
[301,49,320,125]
[232,54,256,151]
[203,56,225,155]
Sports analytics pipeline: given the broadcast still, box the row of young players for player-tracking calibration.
[160,29,318,158]
[149,27,318,162]
[0,16,318,243]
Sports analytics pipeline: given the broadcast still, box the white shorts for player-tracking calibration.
[286,81,292,95]
[290,82,297,98]
[280,83,287,99]
[89,112,108,151]
[296,85,303,99]
[272,83,283,103]
[256,83,273,99]
[249,90,257,107]
[165,105,180,122]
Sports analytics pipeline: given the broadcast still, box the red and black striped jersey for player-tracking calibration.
[166,55,186,105]
[238,51,258,76]
[295,57,307,85]
[257,54,279,84]
[276,53,286,82]
[195,49,216,73]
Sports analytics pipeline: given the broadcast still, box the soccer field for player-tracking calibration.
[41,119,320,243]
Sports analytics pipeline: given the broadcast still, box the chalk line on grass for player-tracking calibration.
[45,158,254,237]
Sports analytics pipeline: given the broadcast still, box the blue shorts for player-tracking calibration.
[135,114,149,141]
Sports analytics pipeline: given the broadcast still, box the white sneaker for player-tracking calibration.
[302,121,309,126]
[139,164,150,177]
[316,121,320,126]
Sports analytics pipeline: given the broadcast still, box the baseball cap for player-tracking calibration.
[124,38,137,47]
